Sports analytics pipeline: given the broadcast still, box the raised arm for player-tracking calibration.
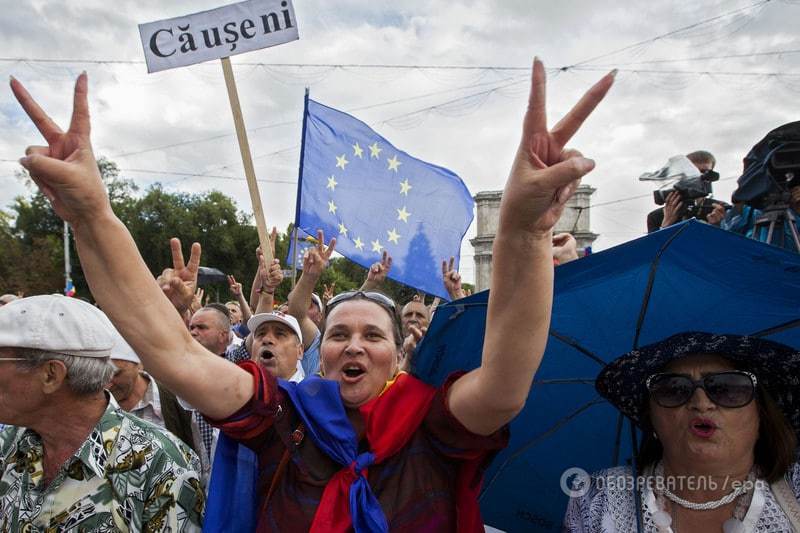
[227,275,253,324]
[360,250,392,292]
[10,74,252,419]
[249,227,278,310]
[442,256,466,300]
[286,229,335,349]
[254,249,284,314]
[447,59,615,435]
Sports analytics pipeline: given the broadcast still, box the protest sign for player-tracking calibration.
[139,0,298,73]
[139,0,300,262]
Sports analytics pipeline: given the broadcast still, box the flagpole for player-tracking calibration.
[290,226,299,289]
[293,87,310,233]
[220,56,273,263]
[63,220,71,295]
[290,88,310,290]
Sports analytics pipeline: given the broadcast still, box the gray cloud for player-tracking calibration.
[1,0,799,280]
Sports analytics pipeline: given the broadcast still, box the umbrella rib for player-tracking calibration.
[751,318,800,338]
[549,330,606,366]
[479,397,607,499]
[633,224,689,349]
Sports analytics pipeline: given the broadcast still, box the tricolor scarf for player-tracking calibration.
[205,371,487,532]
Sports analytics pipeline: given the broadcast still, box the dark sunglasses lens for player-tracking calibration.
[649,375,694,407]
[704,373,754,407]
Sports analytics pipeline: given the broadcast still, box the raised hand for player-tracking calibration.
[501,60,614,237]
[368,251,392,282]
[227,275,242,296]
[552,233,580,264]
[257,250,284,291]
[400,325,427,372]
[156,238,201,314]
[361,250,392,291]
[322,282,336,305]
[441,256,465,300]
[190,288,204,315]
[301,229,336,278]
[11,73,111,224]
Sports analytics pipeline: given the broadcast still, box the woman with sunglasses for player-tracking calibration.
[564,332,800,532]
[9,59,613,532]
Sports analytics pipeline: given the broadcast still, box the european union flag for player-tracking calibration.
[295,97,474,300]
[285,231,318,269]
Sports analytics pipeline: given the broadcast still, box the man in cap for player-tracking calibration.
[248,311,305,382]
[0,295,204,531]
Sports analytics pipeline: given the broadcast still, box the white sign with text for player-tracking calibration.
[139,0,299,73]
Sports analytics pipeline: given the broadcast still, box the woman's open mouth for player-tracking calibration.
[689,418,717,438]
[341,363,367,382]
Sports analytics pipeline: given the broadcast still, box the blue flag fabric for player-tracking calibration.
[203,434,258,532]
[285,230,318,269]
[296,98,474,300]
[203,377,387,533]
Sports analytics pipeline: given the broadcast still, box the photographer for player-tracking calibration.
[723,122,800,251]
[646,150,726,232]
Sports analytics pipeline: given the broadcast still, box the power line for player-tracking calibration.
[565,0,773,69]
[122,168,296,184]
[588,48,800,67]
[588,176,737,209]
[108,75,524,159]
[573,66,800,77]
[0,56,534,71]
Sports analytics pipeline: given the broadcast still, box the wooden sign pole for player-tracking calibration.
[220,56,273,262]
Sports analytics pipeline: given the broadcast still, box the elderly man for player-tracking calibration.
[0,295,203,530]
[108,333,200,456]
[248,311,305,382]
[400,299,430,339]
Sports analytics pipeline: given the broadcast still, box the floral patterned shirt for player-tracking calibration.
[0,395,204,532]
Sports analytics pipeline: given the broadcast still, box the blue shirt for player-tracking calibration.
[301,331,321,377]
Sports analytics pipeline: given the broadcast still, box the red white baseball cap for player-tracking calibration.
[247,311,303,344]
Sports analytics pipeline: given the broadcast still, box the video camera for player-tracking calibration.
[652,169,719,206]
[732,122,800,210]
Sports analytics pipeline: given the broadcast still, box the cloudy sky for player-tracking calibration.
[1,0,799,283]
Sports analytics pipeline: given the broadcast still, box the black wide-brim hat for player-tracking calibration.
[596,332,800,434]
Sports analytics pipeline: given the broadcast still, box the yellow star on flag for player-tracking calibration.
[387,155,401,172]
[327,175,338,190]
[369,142,382,159]
[387,228,401,244]
[328,201,337,214]
[352,143,364,158]
[396,206,410,223]
[371,239,383,252]
[399,178,413,196]
[336,154,349,170]
[338,222,348,237]
[354,237,365,250]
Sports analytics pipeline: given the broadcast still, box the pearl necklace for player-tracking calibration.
[650,462,756,533]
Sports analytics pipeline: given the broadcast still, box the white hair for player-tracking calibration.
[16,348,116,396]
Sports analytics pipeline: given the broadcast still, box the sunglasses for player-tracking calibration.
[646,371,757,408]
[325,290,397,314]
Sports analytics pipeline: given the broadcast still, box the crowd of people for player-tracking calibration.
[1,57,800,533]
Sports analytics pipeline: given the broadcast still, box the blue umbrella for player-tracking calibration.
[413,219,800,532]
